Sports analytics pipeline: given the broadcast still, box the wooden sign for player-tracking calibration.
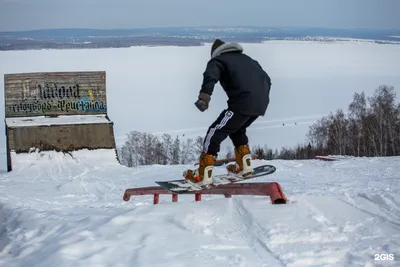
[4,71,107,117]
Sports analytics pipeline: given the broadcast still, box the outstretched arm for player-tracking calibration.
[200,59,224,95]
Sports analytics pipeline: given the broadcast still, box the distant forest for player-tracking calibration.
[117,85,400,166]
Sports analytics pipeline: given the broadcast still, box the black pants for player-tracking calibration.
[203,109,258,156]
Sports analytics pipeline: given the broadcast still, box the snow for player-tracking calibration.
[0,149,399,266]
[1,41,400,151]
[5,114,111,127]
[0,40,400,266]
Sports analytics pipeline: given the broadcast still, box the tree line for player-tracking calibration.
[117,130,313,167]
[117,132,205,167]
[117,85,400,166]
[249,85,400,160]
[306,85,400,157]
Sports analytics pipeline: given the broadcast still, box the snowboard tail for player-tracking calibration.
[155,164,276,194]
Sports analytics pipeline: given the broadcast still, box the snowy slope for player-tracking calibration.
[0,149,399,267]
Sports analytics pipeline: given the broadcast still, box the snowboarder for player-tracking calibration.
[184,39,272,186]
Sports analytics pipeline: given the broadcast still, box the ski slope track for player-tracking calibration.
[0,149,399,267]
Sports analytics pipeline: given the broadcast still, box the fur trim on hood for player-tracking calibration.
[211,42,243,58]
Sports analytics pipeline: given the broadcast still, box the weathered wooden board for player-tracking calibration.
[7,123,116,153]
[4,71,107,117]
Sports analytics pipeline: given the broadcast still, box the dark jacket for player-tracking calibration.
[200,43,272,116]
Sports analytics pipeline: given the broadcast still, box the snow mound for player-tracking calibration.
[0,152,400,266]
[10,148,119,169]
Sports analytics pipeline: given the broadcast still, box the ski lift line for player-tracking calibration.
[150,114,324,136]
[251,114,326,126]
[115,120,315,146]
[251,120,316,131]
[116,117,317,142]
[151,126,206,135]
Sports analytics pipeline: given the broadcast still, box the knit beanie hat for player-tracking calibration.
[211,39,225,56]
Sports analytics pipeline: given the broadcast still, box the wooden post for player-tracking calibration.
[5,125,12,172]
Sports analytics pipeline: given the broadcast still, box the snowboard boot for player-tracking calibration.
[183,151,216,187]
[226,144,253,177]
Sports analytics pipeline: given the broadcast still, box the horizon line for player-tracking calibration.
[1,26,400,33]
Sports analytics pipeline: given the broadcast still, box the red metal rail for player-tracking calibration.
[123,182,287,204]
[315,156,337,161]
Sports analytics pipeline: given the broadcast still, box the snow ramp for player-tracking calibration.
[4,71,117,172]
[0,154,400,266]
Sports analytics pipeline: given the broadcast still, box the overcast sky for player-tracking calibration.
[0,0,399,31]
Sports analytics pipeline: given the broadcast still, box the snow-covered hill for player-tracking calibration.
[0,149,399,266]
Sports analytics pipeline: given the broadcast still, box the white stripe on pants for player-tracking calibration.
[203,110,234,152]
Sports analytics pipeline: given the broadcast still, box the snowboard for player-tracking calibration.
[155,164,276,194]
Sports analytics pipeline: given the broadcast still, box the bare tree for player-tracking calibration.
[194,136,204,155]
[368,85,398,156]
[327,109,348,155]
[252,145,266,159]
[180,138,196,164]
[170,135,181,165]
[348,91,367,156]
[161,133,173,164]
[306,116,330,154]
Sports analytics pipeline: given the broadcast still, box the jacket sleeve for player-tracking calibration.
[200,59,224,96]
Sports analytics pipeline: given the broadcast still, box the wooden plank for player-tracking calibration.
[9,123,116,152]
[4,71,107,117]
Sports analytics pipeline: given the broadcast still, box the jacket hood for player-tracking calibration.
[211,42,243,58]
